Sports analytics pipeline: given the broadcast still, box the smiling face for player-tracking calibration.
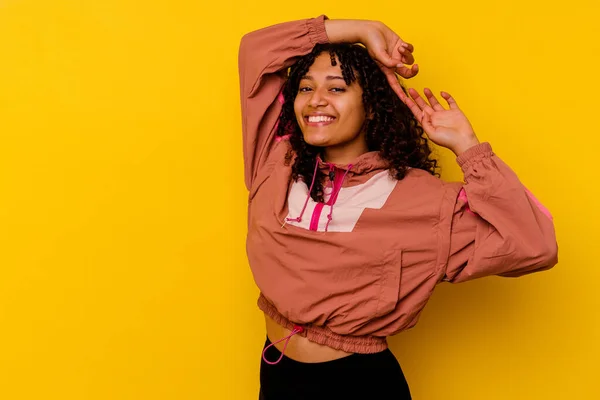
[294,52,369,163]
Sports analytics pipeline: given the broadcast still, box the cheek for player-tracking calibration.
[340,100,366,125]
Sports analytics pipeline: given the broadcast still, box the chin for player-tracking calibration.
[303,134,332,147]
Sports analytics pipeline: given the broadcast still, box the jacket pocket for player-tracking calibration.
[373,248,402,318]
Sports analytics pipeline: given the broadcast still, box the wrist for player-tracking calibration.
[324,19,371,44]
[452,137,481,157]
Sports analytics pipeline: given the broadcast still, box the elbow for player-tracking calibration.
[542,240,559,270]
[239,35,248,59]
[238,33,253,61]
[239,31,258,55]
[500,238,559,278]
[522,235,559,272]
[240,32,250,47]
[533,227,559,270]
[522,224,559,271]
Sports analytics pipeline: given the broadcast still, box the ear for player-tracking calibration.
[367,107,375,120]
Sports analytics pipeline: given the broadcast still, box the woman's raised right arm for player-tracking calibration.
[238,15,329,191]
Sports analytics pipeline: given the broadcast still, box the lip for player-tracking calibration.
[304,115,337,127]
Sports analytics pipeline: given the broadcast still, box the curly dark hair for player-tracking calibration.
[276,42,439,202]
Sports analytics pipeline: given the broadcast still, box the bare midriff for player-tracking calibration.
[264,314,353,363]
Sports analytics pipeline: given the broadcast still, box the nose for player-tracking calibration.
[308,87,328,108]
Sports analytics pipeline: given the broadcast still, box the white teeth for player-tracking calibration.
[308,116,334,123]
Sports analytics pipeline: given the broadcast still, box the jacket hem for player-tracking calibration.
[257,293,389,354]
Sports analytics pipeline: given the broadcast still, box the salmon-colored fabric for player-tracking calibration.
[238,15,559,353]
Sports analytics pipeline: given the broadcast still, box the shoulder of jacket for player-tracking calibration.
[401,168,463,198]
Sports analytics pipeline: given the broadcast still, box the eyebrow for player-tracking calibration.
[300,75,345,81]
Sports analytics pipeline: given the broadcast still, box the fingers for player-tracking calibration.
[440,91,460,109]
[401,88,437,127]
[391,81,409,104]
[424,88,445,111]
[399,52,414,65]
[376,50,401,68]
[421,108,435,132]
[394,42,416,77]
[400,41,414,53]
[377,39,415,77]
[408,88,433,112]
[399,88,423,118]
[374,41,404,68]
[397,42,414,65]
[395,64,419,79]
[379,63,409,103]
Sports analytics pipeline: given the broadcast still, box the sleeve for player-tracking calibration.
[238,15,329,190]
[440,142,559,283]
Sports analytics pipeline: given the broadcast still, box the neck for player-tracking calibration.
[323,137,369,165]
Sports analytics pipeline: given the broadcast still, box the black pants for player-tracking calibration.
[259,336,411,400]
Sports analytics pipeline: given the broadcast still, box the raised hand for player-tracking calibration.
[360,21,418,76]
[403,88,480,156]
[325,19,418,95]
[359,21,419,97]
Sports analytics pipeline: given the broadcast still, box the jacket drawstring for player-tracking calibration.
[324,164,352,232]
[284,157,320,226]
[262,324,304,365]
[284,156,353,231]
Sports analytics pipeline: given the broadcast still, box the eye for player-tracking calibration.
[298,86,346,93]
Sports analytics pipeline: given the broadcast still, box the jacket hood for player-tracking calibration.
[316,151,390,176]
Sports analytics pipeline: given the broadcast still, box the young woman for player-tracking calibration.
[238,15,558,400]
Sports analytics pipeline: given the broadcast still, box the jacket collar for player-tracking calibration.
[316,151,389,175]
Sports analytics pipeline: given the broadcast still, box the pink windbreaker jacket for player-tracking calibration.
[238,15,558,355]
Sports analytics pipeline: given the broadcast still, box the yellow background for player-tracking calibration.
[1,0,598,399]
